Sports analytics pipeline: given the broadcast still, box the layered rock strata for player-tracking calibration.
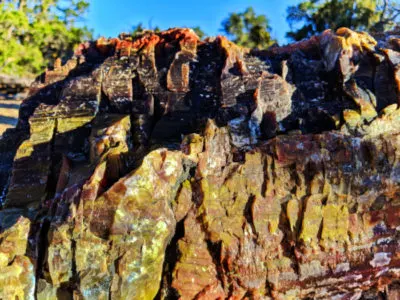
[0,27,400,299]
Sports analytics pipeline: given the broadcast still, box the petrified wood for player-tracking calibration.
[1,27,400,299]
[0,74,31,93]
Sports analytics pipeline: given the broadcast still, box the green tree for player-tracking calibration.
[286,0,400,41]
[131,23,206,39]
[131,22,161,37]
[373,0,400,31]
[221,7,275,49]
[192,26,205,39]
[0,0,92,78]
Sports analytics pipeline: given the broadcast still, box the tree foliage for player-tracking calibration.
[286,0,400,41]
[191,26,206,40]
[0,0,92,77]
[131,23,206,40]
[131,22,161,36]
[221,7,275,49]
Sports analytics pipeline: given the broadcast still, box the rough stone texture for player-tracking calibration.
[1,27,400,299]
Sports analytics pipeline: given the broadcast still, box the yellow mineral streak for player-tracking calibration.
[365,106,400,138]
[47,223,73,286]
[335,27,377,53]
[57,116,93,133]
[321,204,349,249]
[100,149,184,300]
[343,109,362,128]
[287,199,299,232]
[0,218,35,300]
[267,197,281,234]
[15,119,56,159]
[0,217,30,267]
[300,194,324,247]
[320,28,377,72]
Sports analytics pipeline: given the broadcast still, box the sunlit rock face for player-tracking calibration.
[1,27,400,299]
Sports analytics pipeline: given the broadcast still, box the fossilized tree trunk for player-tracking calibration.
[0,27,400,299]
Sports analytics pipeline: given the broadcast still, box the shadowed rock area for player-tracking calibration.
[1,27,400,299]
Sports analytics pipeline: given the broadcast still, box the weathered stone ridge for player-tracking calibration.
[0,27,400,299]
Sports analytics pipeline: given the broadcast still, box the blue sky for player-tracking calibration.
[86,0,301,45]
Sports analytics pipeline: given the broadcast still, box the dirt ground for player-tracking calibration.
[0,99,21,135]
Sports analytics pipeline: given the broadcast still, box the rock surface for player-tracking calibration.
[1,27,400,299]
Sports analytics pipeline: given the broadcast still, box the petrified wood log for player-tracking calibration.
[0,74,31,91]
[1,27,400,299]
[0,73,31,101]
